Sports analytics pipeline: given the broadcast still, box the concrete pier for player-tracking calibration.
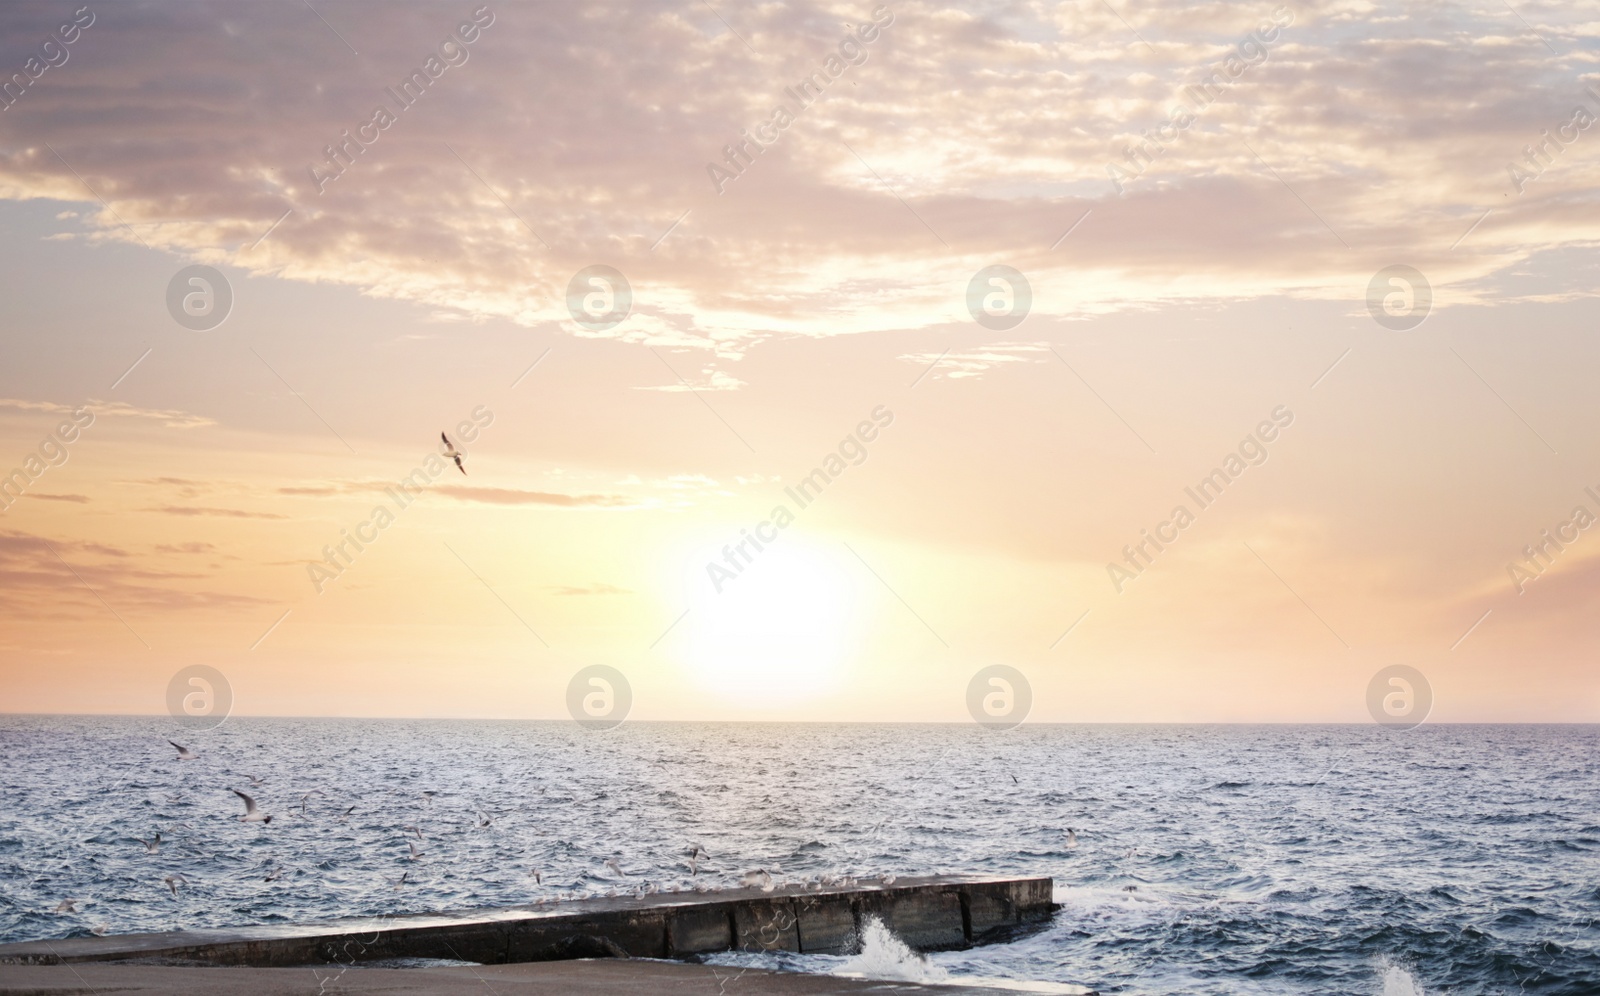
[0,958,1099,995]
[0,875,1054,968]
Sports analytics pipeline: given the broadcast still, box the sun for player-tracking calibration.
[680,536,861,710]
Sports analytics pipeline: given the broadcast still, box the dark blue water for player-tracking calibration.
[1,718,1595,994]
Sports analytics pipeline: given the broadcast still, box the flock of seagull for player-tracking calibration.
[167,741,272,826]
[40,738,1094,935]
[42,738,477,919]
[43,740,757,927]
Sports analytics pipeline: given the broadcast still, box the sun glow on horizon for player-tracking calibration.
[679,535,863,710]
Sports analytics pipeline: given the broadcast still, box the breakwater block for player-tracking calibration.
[0,874,1056,968]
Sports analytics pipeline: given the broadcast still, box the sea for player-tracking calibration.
[1,718,1595,995]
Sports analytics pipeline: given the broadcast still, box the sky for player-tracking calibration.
[1,0,1598,723]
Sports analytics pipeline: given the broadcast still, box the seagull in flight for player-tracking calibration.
[138,833,161,854]
[163,874,188,897]
[440,433,466,475]
[1066,829,1078,849]
[685,845,707,876]
[52,899,78,914]
[168,740,198,761]
[408,840,424,861]
[244,774,265,787]
[231,789,272,823]
[604,858,626,877]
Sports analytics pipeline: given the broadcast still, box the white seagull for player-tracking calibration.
[408,840,424,861]
[741,869,774,892]
[163,874,188,897]
[440,433,466,475]
[168,740,198,761]
[139,833,161,854]
[231,789,272,823]
[685,845,707,876]
[604,858,626,878]
[52,899,78,914]
[1066,829,1078,849]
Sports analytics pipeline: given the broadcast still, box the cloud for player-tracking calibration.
[153,542,220,554]
[133,478,211,488]
[125,477,213,500]
[2,1,1595,354]
[88,400,217,429]
[637,369,747,392]
[0,531,264,613]
[0,399,81,415]
[275,480,638,507]
[1445,543,1600,625]
[900,342,1053,380]
[144,506,290,519]
[0,398,215,429]
[21,493,92,504]
[432,486,636,508]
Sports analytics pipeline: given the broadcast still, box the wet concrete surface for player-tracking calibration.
[0,958,1035,995]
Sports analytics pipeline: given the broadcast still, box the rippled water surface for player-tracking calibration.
[1,718,1596,995]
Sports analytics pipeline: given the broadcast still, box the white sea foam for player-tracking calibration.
[1376,957,1430,996]
[837,916,949,983]
[834,917,1092,994]
[1049,882,1178,918]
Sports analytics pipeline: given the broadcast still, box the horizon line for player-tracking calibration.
[2,712,1594,726]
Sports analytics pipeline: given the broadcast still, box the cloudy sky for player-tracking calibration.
[1,0,1597,723]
